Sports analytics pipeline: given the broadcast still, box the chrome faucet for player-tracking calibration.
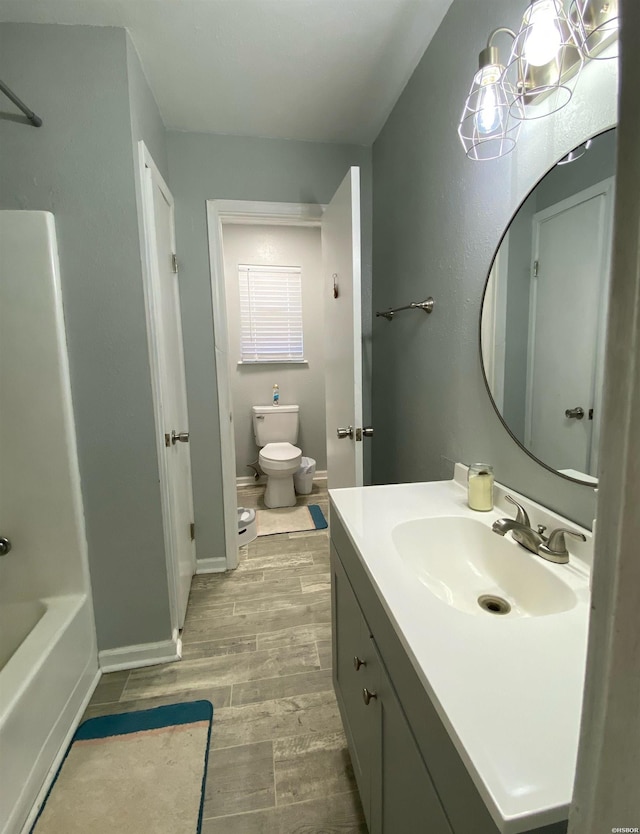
[492,495,586,564]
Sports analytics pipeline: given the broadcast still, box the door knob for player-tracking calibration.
[564,407,585,420]
[336,426,353,439]
[362,688,378,705]
[0,537,12,556]
[171,430,190,444]
[362,427,374,437]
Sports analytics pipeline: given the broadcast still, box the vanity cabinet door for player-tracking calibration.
[370,640,453,834]
[332,545,452,834]
[331,545,376,828]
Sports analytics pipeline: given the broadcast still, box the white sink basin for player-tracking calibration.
[391,516,577,617]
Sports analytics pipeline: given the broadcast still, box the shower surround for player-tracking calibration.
[0,211,98,834]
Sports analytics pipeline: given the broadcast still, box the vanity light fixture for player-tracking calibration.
[569,0,619,59]
[504,0,584,120]
[458,1,619,160]
[457,28,524,161]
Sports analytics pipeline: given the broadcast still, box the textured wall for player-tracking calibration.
[126,35,169,181]
[0,23,172,651]
[222,224,327,476]
[372,0,618,527]
[167,130,372,561]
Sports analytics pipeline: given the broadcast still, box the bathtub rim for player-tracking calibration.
[0,595,88,725]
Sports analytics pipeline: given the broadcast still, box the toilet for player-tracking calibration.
[252,405,302,508]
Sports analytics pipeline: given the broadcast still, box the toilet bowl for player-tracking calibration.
[259,442,302,509]
[252,405,302,509]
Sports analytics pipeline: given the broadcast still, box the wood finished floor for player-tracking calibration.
[84,481,366,833]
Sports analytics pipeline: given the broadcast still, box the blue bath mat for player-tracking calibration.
[308,504,328,529]
[31,700,213,833]
[256,503,328,536]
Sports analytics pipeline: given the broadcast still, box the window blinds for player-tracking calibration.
[238,265,304,362]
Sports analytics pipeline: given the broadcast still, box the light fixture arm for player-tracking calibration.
[479,28,516,69]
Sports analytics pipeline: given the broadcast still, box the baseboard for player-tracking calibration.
[19,662,101,834]
[236,474,264,487]
[196,556,228,574]
[236,469,327,488]
[98,635,182,673]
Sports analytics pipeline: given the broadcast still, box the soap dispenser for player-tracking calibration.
[468,464,494,511]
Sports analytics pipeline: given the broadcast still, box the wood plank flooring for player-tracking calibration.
[83,480,366,833]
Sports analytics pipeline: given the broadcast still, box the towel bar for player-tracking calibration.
[376,297,435,321]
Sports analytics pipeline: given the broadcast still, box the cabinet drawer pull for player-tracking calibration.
[362,688,377,705]
[353,656,366,671]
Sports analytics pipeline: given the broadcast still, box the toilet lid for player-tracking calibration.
[260,442,301,462]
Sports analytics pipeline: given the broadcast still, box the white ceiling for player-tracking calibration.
[0,0,452,145]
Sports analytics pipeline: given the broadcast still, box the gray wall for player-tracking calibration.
[0,23,172,651]
[222,224,327,476]
[167,130,372,561]
[126,36,169,181]
[371,0,618,528]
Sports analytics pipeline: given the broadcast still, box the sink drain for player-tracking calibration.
[478,594,511,615]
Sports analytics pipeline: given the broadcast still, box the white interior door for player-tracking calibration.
[322,167,365,489]
[141,147,196,629]
[207,204,239,572]
[526,179,613,477]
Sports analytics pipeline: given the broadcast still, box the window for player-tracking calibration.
[238,265,305,363]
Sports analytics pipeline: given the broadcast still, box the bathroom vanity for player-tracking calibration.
[329,466,592,834]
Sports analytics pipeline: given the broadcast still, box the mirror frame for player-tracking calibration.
[478,126,617,486]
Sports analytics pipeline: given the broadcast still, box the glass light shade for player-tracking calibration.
[569,0,619,59]
[458,65,523,161]
[504,0,584,120]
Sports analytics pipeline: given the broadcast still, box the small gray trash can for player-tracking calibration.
[294,456,316,495]
[238,507,257,546]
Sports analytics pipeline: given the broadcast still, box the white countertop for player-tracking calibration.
[329,466,592,834]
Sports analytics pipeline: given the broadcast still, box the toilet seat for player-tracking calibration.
[259,442,302,472]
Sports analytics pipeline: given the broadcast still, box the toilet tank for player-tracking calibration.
[252,405,299,446]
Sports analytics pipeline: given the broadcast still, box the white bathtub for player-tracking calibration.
[0,601,46,671]
[0,594,98,834]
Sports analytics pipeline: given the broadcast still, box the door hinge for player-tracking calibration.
[533,260,539,277]
[171,253,178,274]
[189,522,195,541]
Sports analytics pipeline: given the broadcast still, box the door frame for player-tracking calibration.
[138,140,195,635]
[481,236,509,412]
[524,176,615,473]
[206,200,325,570]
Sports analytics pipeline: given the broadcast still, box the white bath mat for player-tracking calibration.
[256,505,328,536]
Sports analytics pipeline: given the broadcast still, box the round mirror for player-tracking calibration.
[480,128,616,485]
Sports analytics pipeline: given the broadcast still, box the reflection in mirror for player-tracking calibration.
[481,128,616,485]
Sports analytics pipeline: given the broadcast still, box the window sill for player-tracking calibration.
[238,359,308,366]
